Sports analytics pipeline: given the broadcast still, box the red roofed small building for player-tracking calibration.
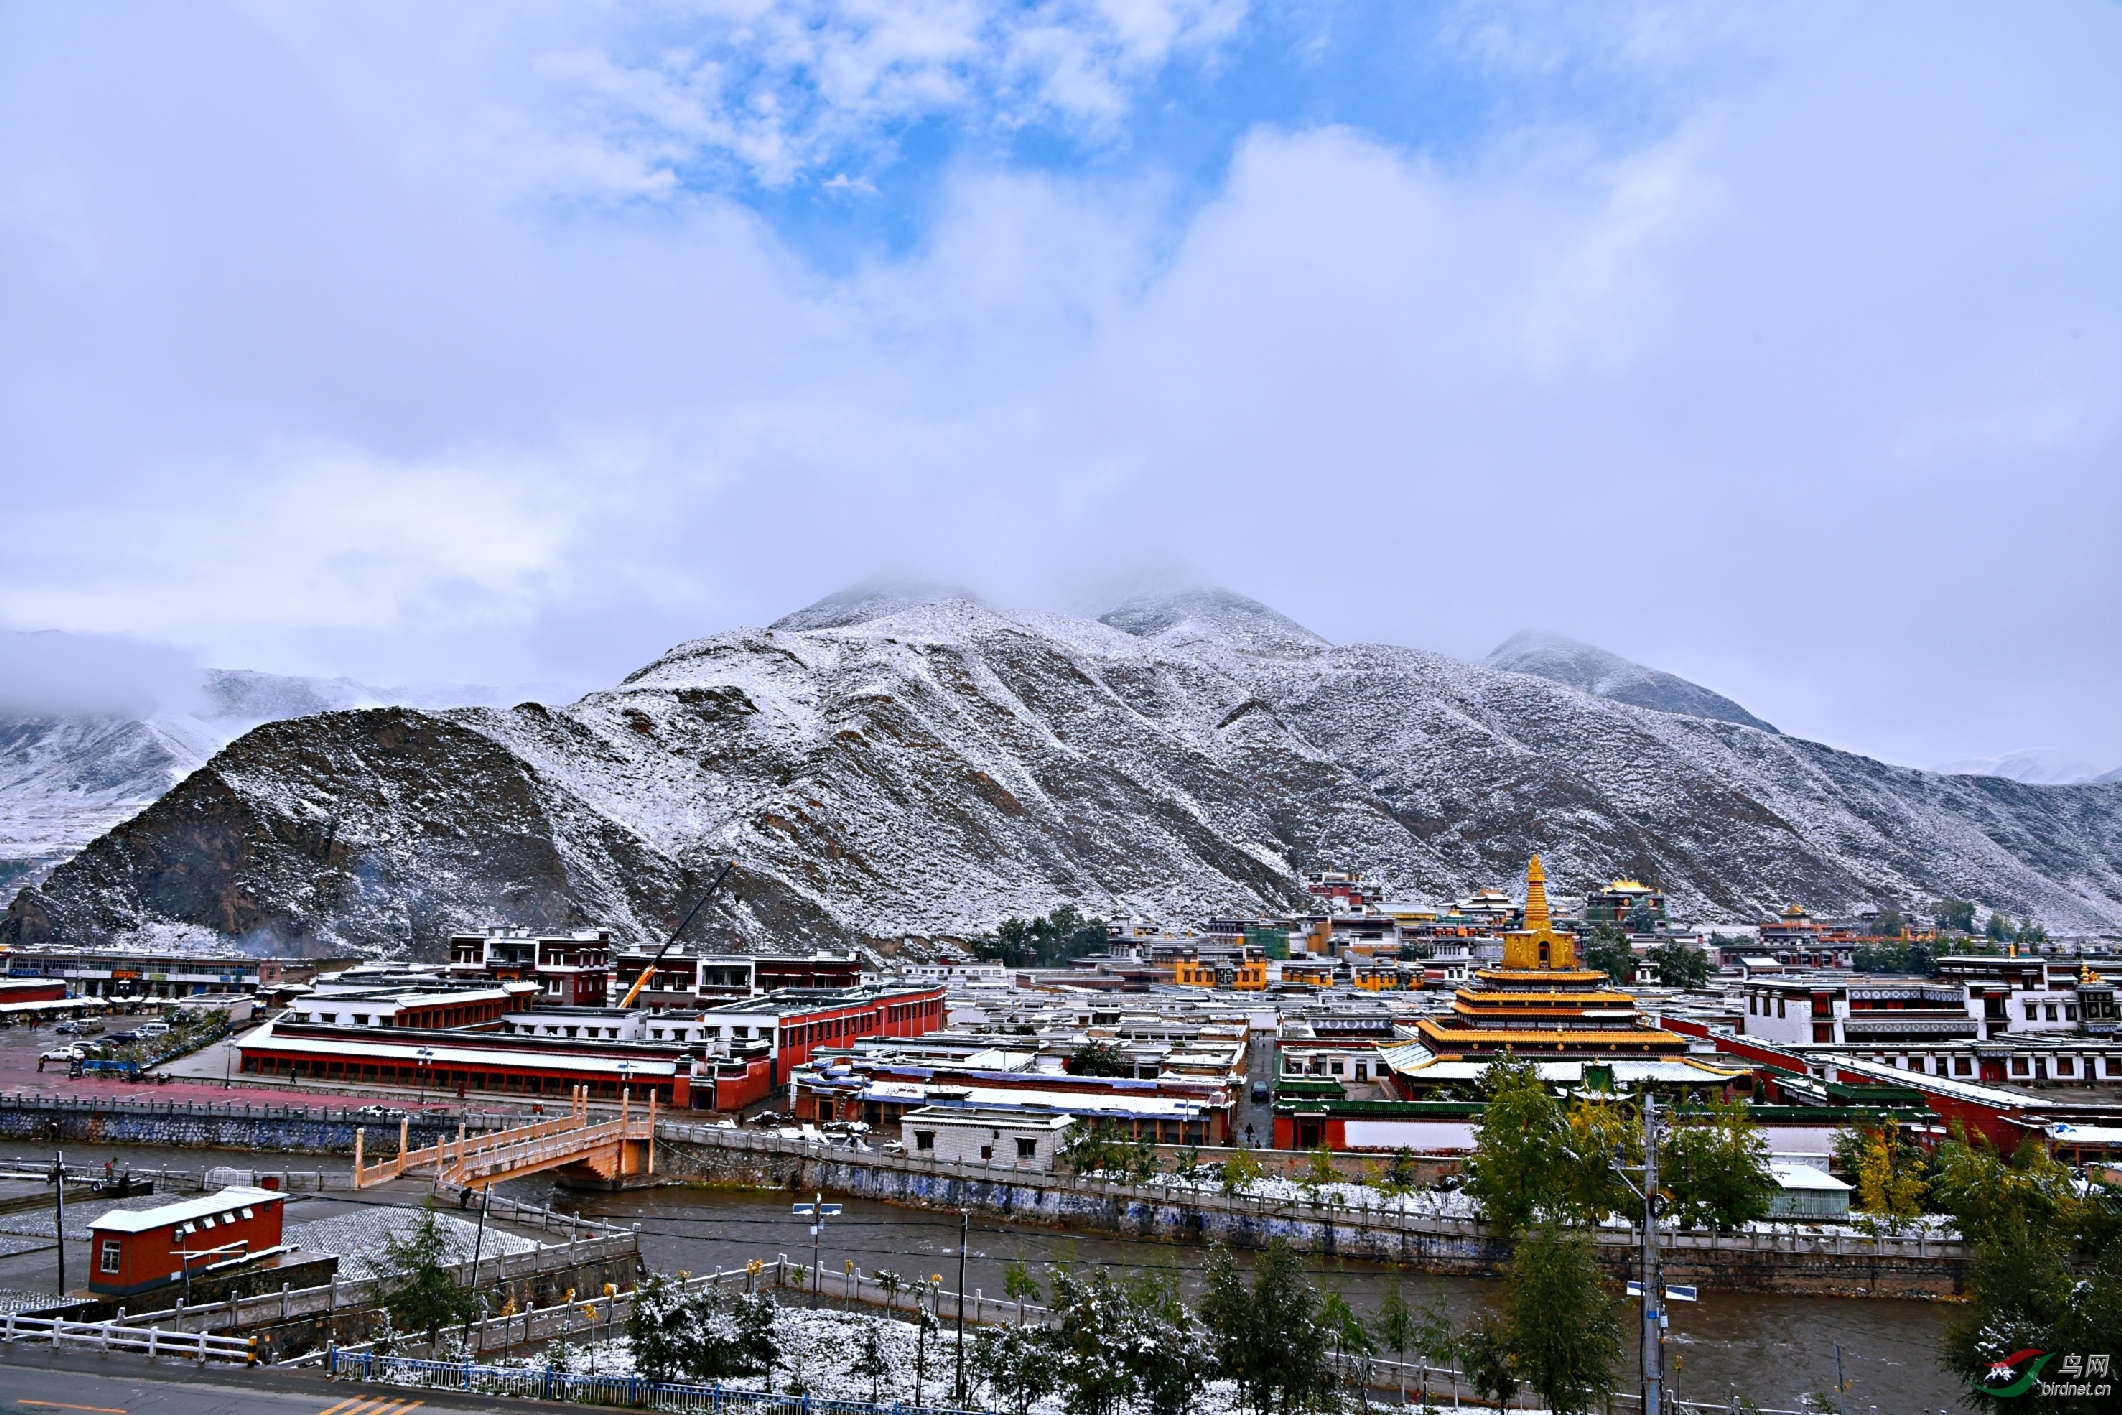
[88,1186,285,1297]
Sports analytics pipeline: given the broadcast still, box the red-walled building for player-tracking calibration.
[89,1187,285,1297]
[234,984,946,1110]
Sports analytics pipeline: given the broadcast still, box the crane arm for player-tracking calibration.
[618,860,737,1008]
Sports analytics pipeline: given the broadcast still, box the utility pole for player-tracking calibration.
[1641,1092,1664,1415]
[51,1149,65,1297]
[464,1184,492,1351]
[792,1194,840,1309]
[954,1209,969,1408]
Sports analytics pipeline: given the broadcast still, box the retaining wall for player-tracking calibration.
[0,1093,515,1156]
[654,1132,1967,1299]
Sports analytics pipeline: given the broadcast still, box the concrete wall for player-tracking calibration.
[0,1095,502,1155]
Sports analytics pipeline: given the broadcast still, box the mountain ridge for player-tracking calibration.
[7,586,2121,954]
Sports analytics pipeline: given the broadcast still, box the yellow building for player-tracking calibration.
[1172,957,1268,990]
[1414,856,1687,1058]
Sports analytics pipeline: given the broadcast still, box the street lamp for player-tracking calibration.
[416,1047,435,1106]
[791,1194,841,1308]
[1563,1091,1672,1415]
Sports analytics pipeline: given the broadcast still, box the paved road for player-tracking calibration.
[0,1349,485,1415]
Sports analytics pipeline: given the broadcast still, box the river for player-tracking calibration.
[0,1138,1962,1412]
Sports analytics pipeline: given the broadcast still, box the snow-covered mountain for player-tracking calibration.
[7,587,2122,955]
[1939,748,2118,786]
[0,670,513,893]
[1485,631,1779,733]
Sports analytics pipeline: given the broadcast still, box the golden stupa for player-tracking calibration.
[1414,856,1689,1058]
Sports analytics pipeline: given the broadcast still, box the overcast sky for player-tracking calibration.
[3,2,2118,775]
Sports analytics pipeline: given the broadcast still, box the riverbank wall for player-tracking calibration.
[653,1125,1968,1299]
[0,1091,518,1156]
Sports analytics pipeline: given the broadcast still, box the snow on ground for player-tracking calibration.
[288,1206,538,1281]
[0,1191,174,1241]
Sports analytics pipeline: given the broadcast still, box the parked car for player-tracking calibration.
[40,1047,83,1063]
[138,1021,171,1037]
[53,1022,81,1035]
[105,1031,140,1044]
[1250,1083,1271,1104]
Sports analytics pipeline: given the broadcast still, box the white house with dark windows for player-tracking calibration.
[899,1106,1075,1169]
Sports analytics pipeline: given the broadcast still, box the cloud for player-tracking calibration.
[0,631,199,718]
[0,1,2118,777]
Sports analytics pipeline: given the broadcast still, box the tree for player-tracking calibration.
[1648,939,1710,989]
[854,1314,893,1404]
[1065,1040,1133,1077]
[1932,1128,2122,1412]
[1456,1320,1519,1410]
[1556,1096,1640,1224]
[2015,917,2048,945]
[1375,1284,1416,1406]
[1379,1147,1422,1195]
[1986,911,2014,942]
[1660,1099,1778,1231]
[1045,1266,1209,1415]
[1002,1259,1042,1323]
[1317,1290,1372,1404]
[978,906,1110,967]
[1624,899,1662,936]
[1199,1243,1338,1415]
[1464,1054,1568,1234]
[1218,1146,1265,1197]
[1872,904,1906,939]
[1836,1119,1927,1231]
[1580,925,1637,985]
[1932,898,1976,934]
[1061,1118,1128,1177]
[973,1324,1059,1415]
[1300,1145,1338,1196]
[1497,1225,1625,1415]
[379,1208,477,1350]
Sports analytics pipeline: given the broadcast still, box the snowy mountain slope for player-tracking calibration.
[1485,631,1779,733]
[0,713,218,892]
[7,587,2122,955]
[0,671,516,893]
[1938,748,2115,785]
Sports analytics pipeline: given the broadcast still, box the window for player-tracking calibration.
[2057,1059,2074,1076]
[979,1145,993,1161]
[1016,1137,1038,1160]
[2012,1057,2030,1076]
[2026,1004,2039,1021]
[1354,1063,1369,1081]
[2045,1005,2058,1022]
[99,1239,121,1274]
[914,1131,934,1152]
[2107,1058,2122,1076]
[2066,1006,2079,1021]
[201,1215,216,1229]
[1954,1057,1972,1076]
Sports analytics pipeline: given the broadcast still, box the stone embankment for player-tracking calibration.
[654,1123,1969,1299]
[0,1091,522,1156]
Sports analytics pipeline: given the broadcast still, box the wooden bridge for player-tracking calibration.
[353,1087,659,1190]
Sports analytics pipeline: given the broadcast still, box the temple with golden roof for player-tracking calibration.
[1414,856,1690,1058]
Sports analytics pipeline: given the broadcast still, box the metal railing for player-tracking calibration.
[0,1310,252,1363]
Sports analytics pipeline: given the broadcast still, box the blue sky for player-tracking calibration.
[2,1,2120,776]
